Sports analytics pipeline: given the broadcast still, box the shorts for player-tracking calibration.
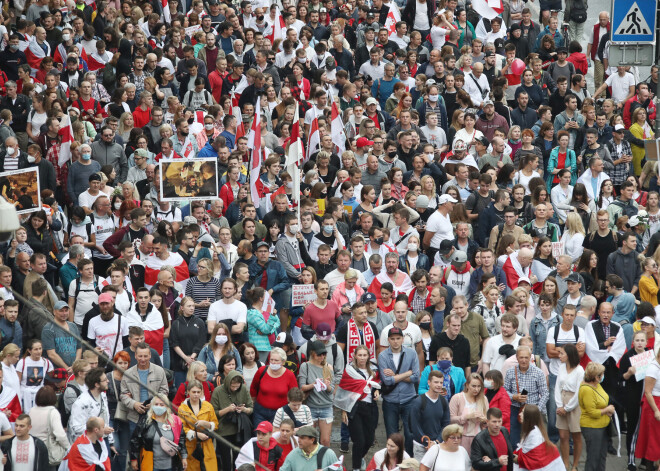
[309,406,334,424]
[556,391,581,433]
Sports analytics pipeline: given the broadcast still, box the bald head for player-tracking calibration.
[473,62,484,74]
[518,248,533,267]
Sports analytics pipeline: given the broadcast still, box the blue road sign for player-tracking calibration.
[611,0,656,42]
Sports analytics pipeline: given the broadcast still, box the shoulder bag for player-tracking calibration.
[46,407,68,465]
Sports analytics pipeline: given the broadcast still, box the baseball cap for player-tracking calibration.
[233,61,245,68]
[416,195,429,209]
[388,326,404,338]
[183,216,198,226]
[356,137,374,148]
[98,293,114,304]
[320,7,327,12]
[641,316,657,326]
[325,56,336,70]
[365,97,378,106]
[308,340,328,355]
[482,99,495,107]
[438,194,458,205]
[315,322,333,340]
[135,148,149,158]
[484,51,495,58]
[451,250,467,264]
[273,332,293,347]
[49,368,69,380]
[509,23,521,32]
[362,292,377,303]
[614,123,626,132]
[566,273,581,283]
[255,421,273,433]
[256,241,270,250]
[518,276,531,285]
[426,78,437,86]
[476,136,489,146]
[89,173,102,182]
[54,300,69,310]
[297,425,319,438]
[367,10,376,17]
[400,459,420,471]
[557,47,568,54]
[439,239,454,255]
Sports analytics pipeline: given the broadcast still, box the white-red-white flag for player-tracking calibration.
[181,134,195,158]
[58,115,74,167]
[471,0,504,19]
[162,0,171,23]
[267,7,286,46]
[384,3,401,38]
[306,107,320,163]
[331,102,346,156]
[248,97,263,208]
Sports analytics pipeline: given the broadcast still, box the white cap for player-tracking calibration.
[641,316,656,326]
[518,276,531,285]
[438,194,458,205]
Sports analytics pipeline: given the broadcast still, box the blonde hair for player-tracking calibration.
[146,394,173,425]
[464,373,488,416]
[118,112,134,136]
[186,361,207,384]
[512,287,531,307]
[441,424,464,441]
[420,175,436,198]
[584,362,606,382]
[565,212,586,236]
[270,347,287,362]
[0,344,19,362]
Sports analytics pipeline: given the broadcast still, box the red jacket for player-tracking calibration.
[623,95,657,127]
[567,52,588,75]
[589,22,610,60]
[488,386,512,431]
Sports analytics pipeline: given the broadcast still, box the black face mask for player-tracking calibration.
[257,15,264,21]
[187,117,194,125]
[419,322,431,331]
[374,237,384,245]
[388,151,397,159]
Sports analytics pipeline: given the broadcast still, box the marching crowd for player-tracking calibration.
[0,0,660,470]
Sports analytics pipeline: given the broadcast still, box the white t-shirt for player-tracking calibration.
[16,357,53,388]
[380,322,423,350]
[87,314,130,358]
[605,72,635,104]
[78,190,101,209]
[69,279,100,325]
[420,443,471,471]
[482,334,521,372]
[92,215,115,259]
[69,222,95,259]
[426,211,454,248]
[207,299,248,325]
[644,360,660,395]
[114,290,134,315]
[430,26,449,50]
[27,111,48,140]
[414,0,430,30]
[546,324,585,375]
[11,436,35,471]
[0,412,10,433]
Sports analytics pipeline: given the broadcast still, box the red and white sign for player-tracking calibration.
[292,284,316,307]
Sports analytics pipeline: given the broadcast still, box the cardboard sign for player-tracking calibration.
[552,241,565,258]
[292,284,316,307]
[630,349,655,381]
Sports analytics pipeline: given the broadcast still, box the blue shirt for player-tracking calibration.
[378,347,420,404]
[138,369,149,402]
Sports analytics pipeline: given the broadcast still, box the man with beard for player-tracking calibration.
[368,252,414,300]
[482,314,522,374]
[85,292,129,359]
[136,164,156,200]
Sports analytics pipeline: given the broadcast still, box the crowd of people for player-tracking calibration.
[0,0,660,470]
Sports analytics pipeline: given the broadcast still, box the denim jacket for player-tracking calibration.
[197,343,243,382]
[529,313,562,364]
[378,347,420,404]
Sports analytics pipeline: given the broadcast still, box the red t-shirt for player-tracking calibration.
[132,106,152,128]
[553,151,567,184]
[490,432,509,471]
[302,300,341,331]
[249,366,299,410]
[277,440,293,463]
[75,97,105,122]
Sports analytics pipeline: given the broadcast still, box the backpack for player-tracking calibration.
[57,382,82,427]
[72,275,100,312]
[569,0,588,23]
[610,200,639,220]
[408,393,449,433]
[553,324,580,345]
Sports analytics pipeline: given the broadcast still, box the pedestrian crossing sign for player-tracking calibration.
[612,0,656,42]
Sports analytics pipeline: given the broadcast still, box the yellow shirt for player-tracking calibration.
[639,275,659,306]
[578,383,610,428]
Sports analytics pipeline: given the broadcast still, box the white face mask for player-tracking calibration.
[428,94,439,102]
[215,335,228,345]
[270,363,282,371]
[204,123,214,130]
[62,33,71,41]
[408,243,418,252]
[27,155,36,163]
[286,181,293,189]
[5,147,15,156]
[289,224,299,234]
[114,202,122,210]
[484,380,494,389]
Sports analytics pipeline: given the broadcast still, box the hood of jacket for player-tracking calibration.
[613,292,636,323]
[221,369,245,396]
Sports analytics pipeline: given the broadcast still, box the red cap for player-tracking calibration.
[356,137,374,148]
[255,421,273,433]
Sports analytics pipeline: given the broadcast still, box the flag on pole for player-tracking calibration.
[267,7,286,46]
[306,107,320,163]
[285,103,303,219]
[181,135,195,158]
[248,97,263,208]
[58,115,74,167]
[471,0,504,19]
[230,89,246,142]
[326,456,344,471]
[331,102,346,156]
[162,0,171,23]
[384,3,401,38]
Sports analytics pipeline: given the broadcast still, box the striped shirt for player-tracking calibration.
[184,276,222,319]
[4,157,19,172]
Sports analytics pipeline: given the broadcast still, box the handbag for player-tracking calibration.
[381,351,405,396]
[154,421,179,457]
[46,407,68,465]
[515,368,525,424]
[111,376,129,423]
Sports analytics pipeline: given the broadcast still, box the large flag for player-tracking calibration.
[181,134,195,158]
[471,0,504,20]
[501,251,532,292]
[25,37,51,73]
[285,102,303,218]
[384,3,401,38]
[0,385,22,424]
[59,433,111,471]
[248,97,263,208]
[331,102,346,156]
[58,115,74,167]
[162,0,171,23]
[144,252,189,289]
[306,107,320,163]
[125,306,165,355]
[267,7,286,46]
[230,88,247,142]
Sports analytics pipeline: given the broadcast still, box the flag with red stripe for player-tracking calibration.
[384,3,401,39]
[125,307,165,355]
[144,252,189,289]
[248,97,263,208]
[267,7,286,46]
[58,115,75,167]
[306,107,320,163]
[331,102,346,156]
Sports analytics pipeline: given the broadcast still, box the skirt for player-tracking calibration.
[635,395,660,461]
[556,391,581,433]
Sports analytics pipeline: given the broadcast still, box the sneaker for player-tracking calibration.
[608,445,617,455]
[340,442,349,453]
[628,464,637,471]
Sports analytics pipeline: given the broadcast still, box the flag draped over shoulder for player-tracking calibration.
[144,252,189,289]
[502,251,531,291]
[125,307,165,354]
[25,38,51,73]
[515,426,564,471]
[0,385,22,423]
[334,364,380,413]
[59,433,111,471]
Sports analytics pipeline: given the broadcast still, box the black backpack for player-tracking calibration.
[57,382,82,427]
[570,0,588,23]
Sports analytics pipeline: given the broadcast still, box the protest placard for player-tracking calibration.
[292,284,316,306]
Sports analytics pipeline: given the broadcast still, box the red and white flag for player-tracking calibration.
[327,456,344,471]
[181,134,195,158]
[144,252,189,289]
[331,102,346,156]
[306,107,320,163]
[59,433,111,471]
[58,115,74,167]
[471,0,504,20]
[162,0,171,23]
[230,89,246,142]
[384,3,401,38]
[267,7,286,46]
[125,306,165,355]
[248,97,263,208]
[515,426,565,471]
[25,37,50,73]
[0,385,22,424]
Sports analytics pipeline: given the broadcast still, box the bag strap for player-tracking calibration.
[469,73,484,95]
[112,314,122,358]
[515,367,519,394]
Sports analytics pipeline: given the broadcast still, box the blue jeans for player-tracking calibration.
[111,419,131,471]
[341,422,350,444]
[382,399,414,456]
[162,338,170,370]
[510,405,522,448]
[174,371,187,390]
[547,373,559,442]
[252,401,277,426]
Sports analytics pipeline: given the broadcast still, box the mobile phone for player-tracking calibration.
[521,389,528,396]
[201,241,212,248]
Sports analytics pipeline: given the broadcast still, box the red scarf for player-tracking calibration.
[347,318,376,364]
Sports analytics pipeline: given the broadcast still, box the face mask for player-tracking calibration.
[426,153,434,160]
[270,363,282,371]
[82,153,91,160]
[323,225,334,233]
[187,117,194,124]
[9,45,18,52]
[5,147,15,156]
[311,179,319,185]
[419,321,430,330]
[257,14,264,21]
[286,181,293,189]
[114,202,122,210]
[298,57,306,63]
[152,405,167,416]
[62,33,71,41]
[408,243,418,252]
[289,224,299,234]
[374,237,384,245]
[317,55,325,61]
[27,155,36,163]
[215,335,228,345]
[429,94,439,102]
[484,380,494,389]
[437,360,452,370]
[388,151,397,159]
[204,123,214,130]
[600,375,604,383]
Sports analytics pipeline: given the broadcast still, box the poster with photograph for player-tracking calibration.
[0,167,41,214]
[159,158,219,202]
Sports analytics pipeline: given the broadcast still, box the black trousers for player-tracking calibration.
[347,401,379,470]
[217,432,241,471]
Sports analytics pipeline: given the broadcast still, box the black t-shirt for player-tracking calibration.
[428,332,471,370]
[583,230,618,279]
[335,320,380,349]
[128,227,147,243]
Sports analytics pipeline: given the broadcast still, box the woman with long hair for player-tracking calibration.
[198,322,242,385]
[172,361,215,408]
[239,342,263,392]
[107,351,131,467]
[546,130,577,192]
[118,112,134,142]
[514,154,542,195]
[535,122,557,171]
[517,404,563,469]
[177,380,219,471]
[170,297,207,388]
[130,395,187,471]
[597,179,615,210]
[561,212,586,262]
[389,167,409,201]
[639,257,660,306]
[579,362,615,471]
[449,373,489,451]
[23,210,53,256]
[575,250,598,294]
[0,343,20,397]
[628,107,655,175]
[532,237,556,287]
[495,234,517,268]
[524,184,550,223]
[385,82,407,115]
[447,109,465,147]
[475,283,503,337]
[539,276,560,311]
[555,344,584,471]
[16,339,54,412]
[454,112,483,157]
[644,191,660,247]
[246,287,281,358]
[569,183,597,233]
[365,433,409,471]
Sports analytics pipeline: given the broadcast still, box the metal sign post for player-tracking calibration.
[608,43,656,66]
